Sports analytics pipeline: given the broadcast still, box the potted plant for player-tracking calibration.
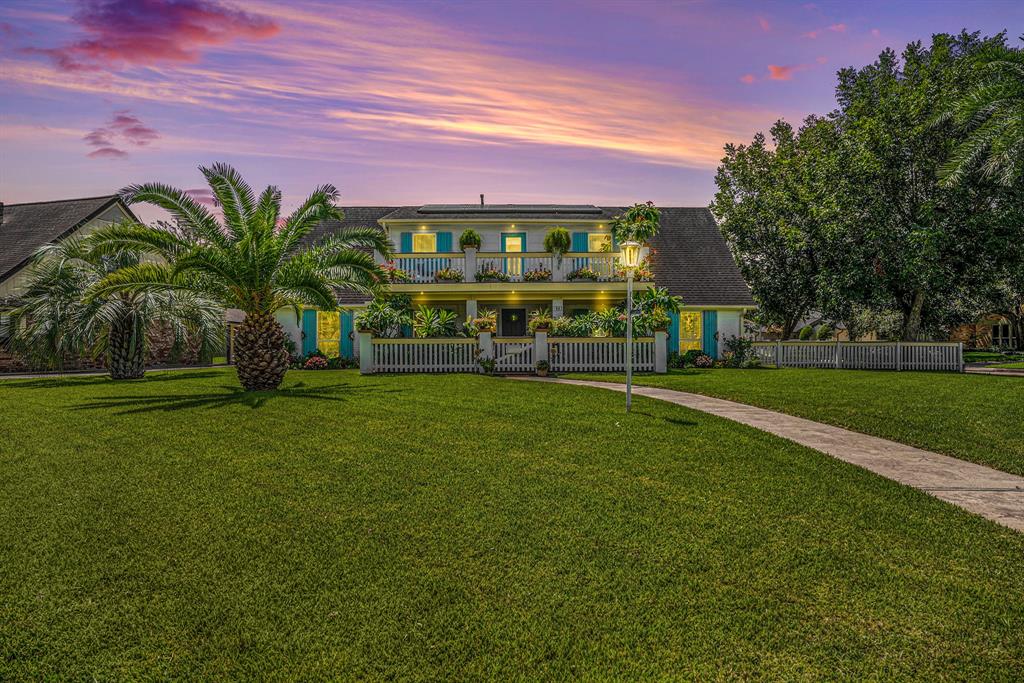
[476,264,511,282]
[459,229,482,250]
[528,308,554,332]
[543,227,571,264]
[535,359,550,377]
[567,266,600,281]
[434,267,464,283]
[524,267,552,282]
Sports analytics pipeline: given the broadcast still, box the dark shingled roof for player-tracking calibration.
[380,205,621,222]
[646,207,755,307]
[0,196,133,284]
[304,207,397,305]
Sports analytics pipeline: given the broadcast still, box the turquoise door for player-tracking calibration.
[302,309,317,355]
[702,310,718,358]
[340,310,354,358]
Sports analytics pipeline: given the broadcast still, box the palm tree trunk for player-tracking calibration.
[235,312,290,391]
[108,313,145,380]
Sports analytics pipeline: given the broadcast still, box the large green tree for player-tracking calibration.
[712,118,849,339]
[4,237,222,378]
[834,31,1014,340]
[90,163,391,391]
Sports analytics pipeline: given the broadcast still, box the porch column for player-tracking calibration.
[466,299,478,320]
[654,329,668,374]
[551,299,564,318]
[534,329,548,365]
[478,331,493,360]
[358,331,374,374]
[465,247,477,283]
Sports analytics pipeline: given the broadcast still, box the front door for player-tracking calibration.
[501,308,527,337]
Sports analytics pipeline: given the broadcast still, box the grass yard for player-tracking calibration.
[2,369,1023,679]
[567,368,1024,477]
[964,350,1024,363]
[992,361,1024,369]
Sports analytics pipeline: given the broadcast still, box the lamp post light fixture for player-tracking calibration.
[619,240,642,413]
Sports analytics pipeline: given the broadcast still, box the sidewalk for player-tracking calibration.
[515,377,1024,532]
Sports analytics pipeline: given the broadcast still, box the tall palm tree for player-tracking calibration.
[89,163,391,391]
[940,46,1024,187]
[3,238,223,379]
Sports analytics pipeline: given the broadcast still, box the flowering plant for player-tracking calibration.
[434,267,464,282]
[567,266,600,281]
[693,354,714,368]
[476,265,511,282]
[380,261,411,283]
[523,267,552,282]
[304,355,328,370]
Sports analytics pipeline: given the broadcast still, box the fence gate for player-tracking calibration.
[494,338,535,373]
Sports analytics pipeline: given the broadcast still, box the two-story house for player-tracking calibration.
[280,203,754,364]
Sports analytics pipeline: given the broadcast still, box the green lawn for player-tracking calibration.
[992,361,1024,369]
[2,369,1023,679]
[964,350,1024,363]
[567,368,1024,477]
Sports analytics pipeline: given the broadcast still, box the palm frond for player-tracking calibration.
[120,182,227,248]
[200,162,256,241]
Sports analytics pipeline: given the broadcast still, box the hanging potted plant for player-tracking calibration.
[459,229,482,250]
[543,227,571,265]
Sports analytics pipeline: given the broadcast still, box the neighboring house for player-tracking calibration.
[283,204,755,360]
[951,314,1020,349]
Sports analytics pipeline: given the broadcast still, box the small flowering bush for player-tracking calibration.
[567,266,600,281]
[434,267,463,282]
[304,355,328,370]
[693,354,714,368]
[523,267,552,282]
[380,261,411,283]
[476,265,511,282]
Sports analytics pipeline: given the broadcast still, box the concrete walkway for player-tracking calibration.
[515,377,1024,532]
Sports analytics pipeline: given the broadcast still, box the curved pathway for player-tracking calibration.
[514,377,1024,532]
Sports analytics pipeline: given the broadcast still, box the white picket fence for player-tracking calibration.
[752,341,963,372]
[549,337,655,372]
[494,338,535,372]
[371,338,478,373]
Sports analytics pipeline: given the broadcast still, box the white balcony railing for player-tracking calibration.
[388,250,623,284]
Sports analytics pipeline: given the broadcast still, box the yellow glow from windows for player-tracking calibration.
[412,233,437,252]
[589,233,612,253]
[317,311,340,358]
[680,311,702,351]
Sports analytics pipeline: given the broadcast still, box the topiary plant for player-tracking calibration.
[816,324,834,340]
[798,325,814,340]
[458,229,482,250]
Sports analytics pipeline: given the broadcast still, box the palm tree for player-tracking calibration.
[4,238,222,379]
[89,163,391,391]
[940,46,1024,187]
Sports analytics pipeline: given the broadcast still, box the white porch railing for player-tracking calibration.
[565,253,618,281]
[752,341,963,372]
[549,337,655,372]
[390,254,466,283]
[359,330,667,374]
[371,338,478,373]
[494,337,535,372]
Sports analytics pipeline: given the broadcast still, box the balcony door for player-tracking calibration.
[501,232,526,277]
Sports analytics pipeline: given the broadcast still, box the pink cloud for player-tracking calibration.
[816,56,828,64]
[87,147,128,158]
[803,30,819,39]
[871,28,881,38]
[828,23,847,33]
[767,64,798,81]
[31,0,279,71]
[758,17,771,32]
[184,188,218,207]
[83,110,159,158]
[739,73,756,84]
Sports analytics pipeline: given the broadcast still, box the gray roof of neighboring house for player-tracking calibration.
[0,195,134,284]
[303,207,397,304]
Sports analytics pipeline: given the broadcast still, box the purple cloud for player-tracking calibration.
[87,147,128,159]
[33,0,279,71]
[83,110,160,159]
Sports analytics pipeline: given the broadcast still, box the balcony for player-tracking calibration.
[387,250,623,284]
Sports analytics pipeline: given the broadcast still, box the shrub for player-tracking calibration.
[413,305,460,338]
[303,355,328,370]
[458,229,482,250]
[816,324,834,340]
[523,267,552,282]
[528,308,554,332]
[798,325,814,340]
[667,350,682,369]
[535,359,549,371]
[550,313,597,338]
[380,261,411,283]
[567,266,600,281]
[543,228,571,258]
[478,357,497,374]
[682,349,704,366]
[356,297,411,338]
[693,353,714,368]
[722,335,753,365]
[434,267,463,283]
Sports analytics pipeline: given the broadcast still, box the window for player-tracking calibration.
[317,311,341,358]
[992,321,1014,348]
[412,233,437,253]
[503,234,524,276]
[588,233,612,253]
[679,312,702,351]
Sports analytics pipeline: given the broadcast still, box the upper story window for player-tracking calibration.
[412,233,437,253]
[588,233,612,253]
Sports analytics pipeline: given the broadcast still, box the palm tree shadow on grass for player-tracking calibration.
[632,410,699,428]
[72,382,405,415]
[2,370,228,390]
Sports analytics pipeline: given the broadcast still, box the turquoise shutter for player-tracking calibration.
[702,310,718,358]
[571,232,589,252]
[437,232,453,252]
[340,310,354,358]
[399,232,412,253]
[668,312,680,354]
[302,309,318,355]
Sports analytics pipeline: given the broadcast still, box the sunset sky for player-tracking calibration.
[2,0,1021,217]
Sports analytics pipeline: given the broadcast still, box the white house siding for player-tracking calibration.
[275,310,303,351]
[716,310,742,355]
